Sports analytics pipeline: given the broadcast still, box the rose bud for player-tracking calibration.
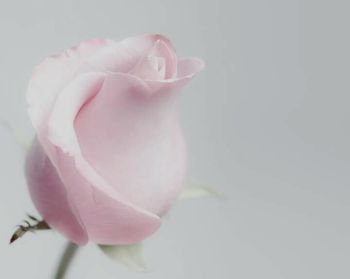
[25,34,204,245]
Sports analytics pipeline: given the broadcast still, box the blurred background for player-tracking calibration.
[1,0,350,278]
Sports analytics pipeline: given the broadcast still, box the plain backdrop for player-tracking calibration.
[1,0,350,278]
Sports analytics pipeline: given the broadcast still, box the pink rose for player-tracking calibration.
[25,34,204,245]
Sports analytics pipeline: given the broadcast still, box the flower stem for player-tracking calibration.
[53,242,79,279]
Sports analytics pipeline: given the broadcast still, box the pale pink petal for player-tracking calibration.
[48,72,106,154]
[26,71,108,245]
[129,55,166,81]
[148,38,177,78]
[86,34,177,76]
[75,73,187,216]
[129,39,177,79]
[25,138,88,245]
[47,73,161,244]
[177,57,205,78]
[143,57,205,93]
[53,148,161,244]
[27,39,113,132]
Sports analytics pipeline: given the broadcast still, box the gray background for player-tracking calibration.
[1,0,349,278]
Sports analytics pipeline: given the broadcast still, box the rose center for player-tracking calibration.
[148,55,166,75]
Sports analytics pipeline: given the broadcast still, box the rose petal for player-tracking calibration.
[53,148,161,244]
[27,39,112,132]
[148,38,177,78]
[129,55,166,81]
[86,34,177,76]
[47,72,161,244]
[25,138,88,245]
[129,38,177,80]
[143,57,205,93]
[75,73,187,216]
[177,57,205,78]
[48,72,106,155]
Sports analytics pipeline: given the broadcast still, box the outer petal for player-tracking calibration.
[27,38,113,131]
[47,73,161,244]
[53,148,161,244]
[29,72,107,245]
[74,73,187,216]
[25,138,88,245]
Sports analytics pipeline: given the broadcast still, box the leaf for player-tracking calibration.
[11,128,32,151]
[0,119,31,151]
[178,179,224,200]
[9,215,50,244]
[98,242,148,272]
